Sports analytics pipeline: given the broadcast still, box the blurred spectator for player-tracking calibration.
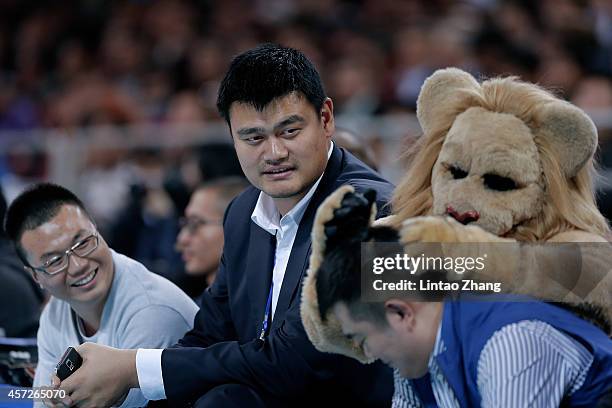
[164,141,244,223]
[392,27,433,109]
[164,141,245,215]
[165,91,206,123]
[108,148,178,276]
[0,143,46,204]
[0,186,44,338]
[333,127,379,171]
[108,142,245,281]
[571,75,612,224]
[327,57,381,118]
[197,142,244,183]
[175,177,249,299]
[572,76,612,110]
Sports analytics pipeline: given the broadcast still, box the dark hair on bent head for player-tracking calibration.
[4,183,92,265]
[216,43,327,125]
[316,242,361,321]
[316,225,400,325]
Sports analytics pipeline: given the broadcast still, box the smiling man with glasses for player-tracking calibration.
[4,183,198,407]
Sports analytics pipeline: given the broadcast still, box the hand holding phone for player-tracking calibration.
[55,347,83,381]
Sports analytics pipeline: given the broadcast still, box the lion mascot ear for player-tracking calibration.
[536,101,598,178]
[416,67,481,135]
[300,185,378,363]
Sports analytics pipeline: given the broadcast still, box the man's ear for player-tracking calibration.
[384,299,414,330]
[19,247,40,286]
[321,98,335,138]
[28,266,41,286]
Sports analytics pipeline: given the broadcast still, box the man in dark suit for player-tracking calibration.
[56,44,394,408]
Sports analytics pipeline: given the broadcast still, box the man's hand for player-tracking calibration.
[54,342,138,407]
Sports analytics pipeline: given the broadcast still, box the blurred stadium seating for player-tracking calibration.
[0,0,610,271]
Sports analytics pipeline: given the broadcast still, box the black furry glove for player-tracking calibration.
[323,189,376,253]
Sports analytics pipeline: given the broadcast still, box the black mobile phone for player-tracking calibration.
[55,347,83,381]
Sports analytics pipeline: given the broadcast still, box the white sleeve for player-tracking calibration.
[135,349,165,401]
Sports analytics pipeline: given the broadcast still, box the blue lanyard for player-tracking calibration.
[259,231,277,341]
[259,282,274,340]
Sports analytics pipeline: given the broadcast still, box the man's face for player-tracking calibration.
[229,93,334,213]
[20,205,114,307]
[332,302,431,378]
[176,188,224,276]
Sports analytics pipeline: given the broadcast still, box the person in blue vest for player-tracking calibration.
[308,188,612,408]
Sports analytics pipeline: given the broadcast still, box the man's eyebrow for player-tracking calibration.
[274,115,305,132]
[236,126,267,137]
[236,115,306,138]
[40,230,87,260]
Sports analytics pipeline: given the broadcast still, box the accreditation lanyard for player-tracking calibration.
[259,282,274,341]
[259,231,278,341]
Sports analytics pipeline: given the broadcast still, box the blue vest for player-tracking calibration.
[426,299,612,407]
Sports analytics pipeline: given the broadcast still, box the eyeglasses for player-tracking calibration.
[27,233,99,276]
[178,217,222,234]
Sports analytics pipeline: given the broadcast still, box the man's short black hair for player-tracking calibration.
[4,183,92,265]
[216,43,327,125]
[316,226,399,325]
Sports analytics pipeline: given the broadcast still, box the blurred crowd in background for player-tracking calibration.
[0,0,612,293]
[1,0,612,128]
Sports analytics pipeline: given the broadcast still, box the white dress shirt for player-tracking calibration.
[136,142,333,401]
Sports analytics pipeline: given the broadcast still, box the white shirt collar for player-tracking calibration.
[251,141,334,235]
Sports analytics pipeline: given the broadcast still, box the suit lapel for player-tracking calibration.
[246,223,276,336]
[272,146,344,328]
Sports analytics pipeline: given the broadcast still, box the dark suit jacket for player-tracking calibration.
[161,146,395,406]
